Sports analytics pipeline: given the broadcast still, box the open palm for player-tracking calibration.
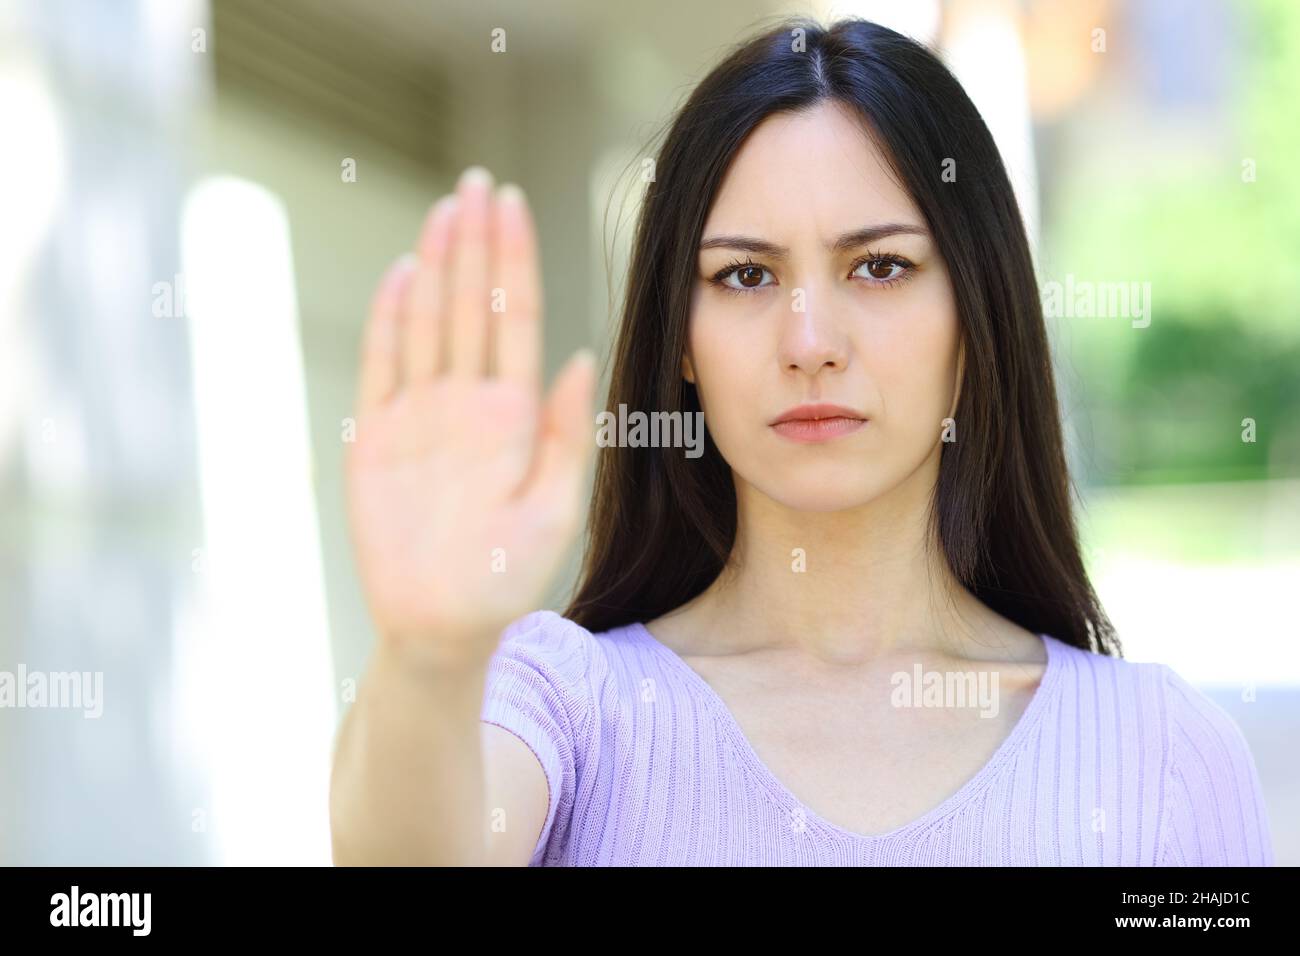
[345,168,596,670]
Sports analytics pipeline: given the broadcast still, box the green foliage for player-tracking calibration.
[1046,0,1300,487]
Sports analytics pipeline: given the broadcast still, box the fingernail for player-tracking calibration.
[497,182,525,205]
[376,254,416,306]
[388,253,417,285]
[459,165,493,190]
[426,194,456,227]
[418,196,457,255]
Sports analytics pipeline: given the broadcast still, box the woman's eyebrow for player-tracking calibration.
[698,223,928,258]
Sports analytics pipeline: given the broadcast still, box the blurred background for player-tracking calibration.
[0,0,1295,865]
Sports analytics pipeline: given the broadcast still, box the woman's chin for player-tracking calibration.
[756,475,894,514]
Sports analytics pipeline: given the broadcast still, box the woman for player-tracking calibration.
[329,17,1274,866]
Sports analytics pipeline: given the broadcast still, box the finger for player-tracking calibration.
[447,166,494,378]
[489,182,542,395]
[518,348,597,509]
[357,254,417,414]
[403,194,457,384]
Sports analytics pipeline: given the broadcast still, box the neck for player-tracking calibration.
[686,456,997,665]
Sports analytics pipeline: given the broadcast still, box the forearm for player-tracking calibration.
[329,638,494,866]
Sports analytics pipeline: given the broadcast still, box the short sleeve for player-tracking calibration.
[480,610,593,866]
[1158,665,1274,866]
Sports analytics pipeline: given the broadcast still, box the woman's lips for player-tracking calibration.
[770,416,867,442]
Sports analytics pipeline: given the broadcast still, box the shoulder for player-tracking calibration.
[1158,661,1249,746]
[485,610,618,725]
[494,609,599,672]
[493,609,648,673]
[1155,661,1274,865]
[1157,663,1266,804]
[1040,638,1254,763]
[1158,662,1261,790]
[1036,640,1273,864]
[1034,636,1169,757]
[480,612,614,866]
[1039,633,1168,702]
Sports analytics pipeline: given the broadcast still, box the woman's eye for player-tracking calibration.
[721,264,774,290]
[855,257,906,282]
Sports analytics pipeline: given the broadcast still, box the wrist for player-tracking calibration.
[372,624,504,681]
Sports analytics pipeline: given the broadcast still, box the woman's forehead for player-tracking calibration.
[703,103,918,237]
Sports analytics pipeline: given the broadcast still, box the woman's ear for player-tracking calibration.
[681,352,696,385]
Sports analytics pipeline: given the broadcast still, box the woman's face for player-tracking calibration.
[685,99,963,513]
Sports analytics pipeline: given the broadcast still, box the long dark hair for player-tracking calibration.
[563,15,1120,656]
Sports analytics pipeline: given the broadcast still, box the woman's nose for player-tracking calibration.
[777,293,849,375]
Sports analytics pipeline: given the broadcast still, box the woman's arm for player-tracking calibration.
[329,637,550,866]
[328,166,595,866]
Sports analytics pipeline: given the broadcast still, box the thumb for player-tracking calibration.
[522,347,597,506]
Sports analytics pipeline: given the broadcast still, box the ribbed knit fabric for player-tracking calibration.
[479,609,1275,866]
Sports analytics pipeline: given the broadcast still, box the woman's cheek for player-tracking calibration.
[696,361,750,459]
[692,348,766,470]
[689,312,745,403]
[872,306,960,445]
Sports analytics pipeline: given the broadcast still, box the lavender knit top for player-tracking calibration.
[479,609,1275,866]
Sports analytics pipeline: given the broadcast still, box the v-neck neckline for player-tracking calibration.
[626,620,1063,843]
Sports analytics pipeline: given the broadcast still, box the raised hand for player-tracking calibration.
[345,166,596,672]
